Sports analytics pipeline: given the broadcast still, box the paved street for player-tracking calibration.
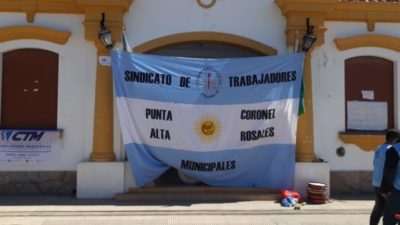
[0,195,379,225]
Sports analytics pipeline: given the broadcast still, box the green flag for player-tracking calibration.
[298,78,304,115]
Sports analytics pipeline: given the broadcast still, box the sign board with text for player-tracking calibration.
[0,130,62,163]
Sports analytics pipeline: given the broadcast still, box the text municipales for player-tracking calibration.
[181,160,236,172]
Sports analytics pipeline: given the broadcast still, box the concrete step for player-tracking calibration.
[115,187,281,202]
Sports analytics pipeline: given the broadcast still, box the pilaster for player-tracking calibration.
[275,0,334,162]
[78,0,133,161]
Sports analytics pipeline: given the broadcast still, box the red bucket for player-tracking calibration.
[308,182,327,191]
[307,182,328,204]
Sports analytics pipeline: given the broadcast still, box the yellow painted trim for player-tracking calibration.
[0,0,82,22]
[275,0,400,47]
[134,32,277,56]
[334,34,400,52]
[0,0,133,22]
[0,26,70,44]
[328,2,400,25]
[338,132,384,152]
[197,0,216,9]
[90,51,116,162]
[275,0,400,23]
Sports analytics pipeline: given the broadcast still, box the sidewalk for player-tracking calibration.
[0,194,377,225]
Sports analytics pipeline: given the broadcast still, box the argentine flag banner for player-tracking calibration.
[112,51,304,188]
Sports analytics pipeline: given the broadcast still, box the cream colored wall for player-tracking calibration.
[313,21,400,170]
[124,0,287,54]
[0,13,101,171]
[2,1,396,172]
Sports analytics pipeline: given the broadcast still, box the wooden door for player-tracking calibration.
[345,56,394,131]
[1,49,58,130]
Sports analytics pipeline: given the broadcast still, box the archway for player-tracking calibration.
[134,31,277,57]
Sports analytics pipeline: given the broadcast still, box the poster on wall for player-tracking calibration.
[0,130,62,163]
[112,51,304,189]
[347,101,387,131]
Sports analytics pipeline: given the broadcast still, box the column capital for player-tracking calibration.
[78,0,133,50]
[275,0,333,52]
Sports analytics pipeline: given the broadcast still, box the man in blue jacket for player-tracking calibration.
[382,136,400,225]
[370,130,399,225]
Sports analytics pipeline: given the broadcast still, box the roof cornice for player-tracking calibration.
[0,0,133,22]
[275,0,400,49]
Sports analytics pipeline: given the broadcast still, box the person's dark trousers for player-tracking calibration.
[383,189,400,225]
[370,187,387,225]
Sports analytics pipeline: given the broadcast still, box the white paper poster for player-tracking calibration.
[347,101,387,130]
[361,90,374,100]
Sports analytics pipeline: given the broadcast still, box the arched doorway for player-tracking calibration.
[133,32,277,186]
[134,32,277,57]
[148,42,265,58]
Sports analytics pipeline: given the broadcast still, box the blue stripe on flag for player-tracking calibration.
[112,51,304,105]
[126,143,295,188]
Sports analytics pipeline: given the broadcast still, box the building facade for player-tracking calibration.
[0,0,399,197]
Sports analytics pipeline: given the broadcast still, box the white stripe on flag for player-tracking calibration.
[116,97,298,152]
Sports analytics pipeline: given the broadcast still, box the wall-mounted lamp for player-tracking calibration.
[98,13,113,49]
[302,18,317,52]
[336,146,345,157]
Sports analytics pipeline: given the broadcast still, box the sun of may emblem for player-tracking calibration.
[196,65,222,98]
[194,114,221,144]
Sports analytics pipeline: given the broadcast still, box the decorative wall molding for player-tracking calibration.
[334,34,400,52]
[196,0,217,9]
[275,0,400,48]
[134,31,277,56]
[0,0,82,22]
[0,0,133,25]
[0,26,70,44]
[77,0,133,50]
[338,132,384,151]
